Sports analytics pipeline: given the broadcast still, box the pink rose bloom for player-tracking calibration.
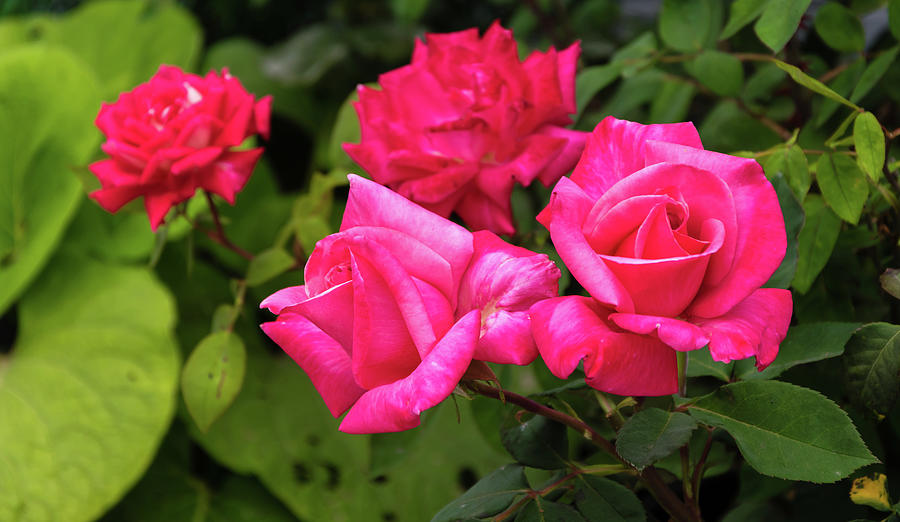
[261,175,559,433]
[89,65,272,230]
[344,22,586,236]
[532,117,793,396]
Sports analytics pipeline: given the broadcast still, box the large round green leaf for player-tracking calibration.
[0,253,179,522]
[0,45,101,316]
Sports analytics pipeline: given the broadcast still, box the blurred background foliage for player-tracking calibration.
[2,0,900,521]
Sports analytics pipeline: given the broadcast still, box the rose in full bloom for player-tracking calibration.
[343,22,586,236]
[260,175,559,433]
[89,65,272,230]
[532,117,793,396]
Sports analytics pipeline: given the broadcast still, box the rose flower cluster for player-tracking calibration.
[89,23,792,434]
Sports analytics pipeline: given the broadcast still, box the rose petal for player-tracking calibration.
[474,310,537,365]
[694,288,793,369]
[350,253,422,389]
[535,126,588,187]
[543,177,635,312]
[343,175,474,297]
[531,296,678,396]
[645,142,787,318]
[259,285,309,314]
[261,315,365,418]
[339,310,480,433]
[570,116,703,199]
[609,313,709,351]
[286,281,355,352]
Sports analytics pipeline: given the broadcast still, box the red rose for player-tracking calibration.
[89,65,271,230]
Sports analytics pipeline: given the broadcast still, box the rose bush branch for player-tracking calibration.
[464,380,701,522]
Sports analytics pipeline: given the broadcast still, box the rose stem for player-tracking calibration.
[201,191,254,260]
[677,351,688,397]
[465,380,700,522]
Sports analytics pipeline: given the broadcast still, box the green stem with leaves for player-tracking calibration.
[464,381,701,522]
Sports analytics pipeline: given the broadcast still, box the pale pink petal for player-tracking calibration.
[645,142,787,318]
[261,315,365,417]
[570,116,702,199]
[694,288,793,369]
[339,310,480,433]
[609,313,709,351]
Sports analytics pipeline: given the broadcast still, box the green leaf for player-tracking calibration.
[573,476,645,522]
[49,0,201,99]
[688,380,877,482]
[850,46,900,103]
[0,46,100,317]
[754,0,812,52]
[764,172,806,289]
[734,322,860,380]
[245,248,295,287]
[814,2,865,52]
[615,408,698,470]
[648,80,695,124]
[576,62,624,117]
[774,59,860,110]
[431,464,529,522]
[193,345,507,521]
[765,145,810,201]
[815,153,868,225]
[659,0,712,52]
[721,0,771,39]
[262,24,349,87]
[182,331,247,433]
[881,269,900,299]
[328,87,363,170]
[816,58,865,127]
[742,62,787,103]
[66,203,156,262]
[516,499,586,521]
[692,50,744,97]
[793,194,842,293]
[687,349,734,381]
[0,253,178,522]
[853,112,885,182]
[891,0,900,40]
[390,0,430,23]
[844,323,900,416]
[501,412,569,470]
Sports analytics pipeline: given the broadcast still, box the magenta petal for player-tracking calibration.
[535,126,588,187]
[289,282,355,352]
[260,285,309,314]
[475,310,537,365]
[545,177,634,312]
[694,288,793,369]
[261,316,365,418]
[583,329,678,397]
[343,175,474,292]
[570,116,702,199]
[339,310,480,434]
[645,142,787,318]
[609,313,709,351]
[458,231,560,313]
[531,296,678,395]
[349,253,423,389]
[90,184,144,213]
[530,296,611,379]
[144,192,180,231]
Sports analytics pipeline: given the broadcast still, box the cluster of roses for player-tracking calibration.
[91,22,792,434]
